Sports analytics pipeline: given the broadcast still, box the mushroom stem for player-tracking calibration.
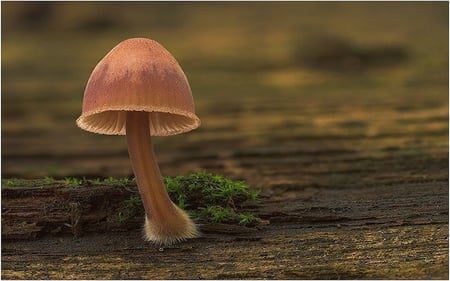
[126,111,198,245]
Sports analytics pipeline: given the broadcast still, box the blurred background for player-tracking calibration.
[2,2,448,189]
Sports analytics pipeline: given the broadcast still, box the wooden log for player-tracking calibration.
[2,183,142,240]
[1,179,448,279]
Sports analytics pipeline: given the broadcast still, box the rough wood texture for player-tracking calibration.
[2,2,448,279]
[1,181,448,279]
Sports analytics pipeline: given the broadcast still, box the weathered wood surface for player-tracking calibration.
[2,180,448,279]
[2,2,448,279]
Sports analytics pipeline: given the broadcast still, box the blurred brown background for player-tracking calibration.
[2,2,448,186]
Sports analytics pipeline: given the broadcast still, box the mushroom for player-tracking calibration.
[76,38,201,245]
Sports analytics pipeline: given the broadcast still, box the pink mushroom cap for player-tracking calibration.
[76,38,201,136]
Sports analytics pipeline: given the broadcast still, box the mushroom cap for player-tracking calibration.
[76,38,201,136]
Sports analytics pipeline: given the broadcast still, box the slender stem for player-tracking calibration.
[126,111,177,223]
[126,111,198,245]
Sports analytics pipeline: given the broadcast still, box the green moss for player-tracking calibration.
[2,178,34,188]
[238,213,259,225]
[200,206,236,223]
[3,173,260,226]
[44,176,55,184]
[5,178,19,187]
[164,172,260,226]
[63,177,84,185]
[118,177,134,184]
[92,177,135,185]
[103,177,116,184]
[115,195,143,224]
[126,195,141,207]
[115,172,260,226]
[91,178,102,185]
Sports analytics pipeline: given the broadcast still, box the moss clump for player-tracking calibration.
[2,173,261,226]
[164,172,260,226]
[115,172,260,226]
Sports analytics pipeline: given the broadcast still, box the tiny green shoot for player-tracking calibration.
[44,176,55,184]
[63,177,83,185]
[103,177,116,184]
[91,178,102,184]
[6,178,19,187]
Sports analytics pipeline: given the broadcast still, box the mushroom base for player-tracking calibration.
[143,205,199,246]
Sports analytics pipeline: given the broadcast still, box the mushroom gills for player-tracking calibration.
[81,110,198,136]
